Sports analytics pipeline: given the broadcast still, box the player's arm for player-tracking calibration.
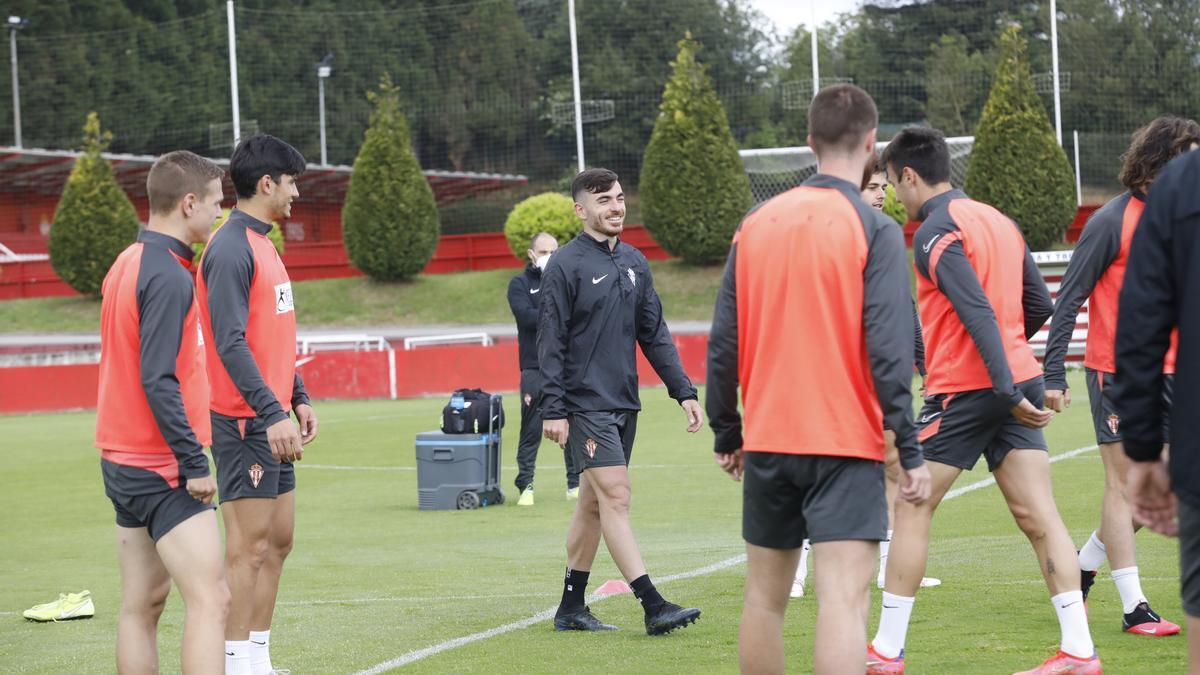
[705,240,742,454]
[864,220,921,469]
[1020,247,1053,338]
[202,240,288,426]
[911,297,927,378]
[536,255,572,422]
[1113,182,1181,462]
[635,260,698,404]
[292,372,317,444]
[507,275,539,333]
[1043,216,1119,391]
[137,268,209,480]
[915,224,1021,408]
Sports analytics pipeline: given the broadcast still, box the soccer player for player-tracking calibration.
[791,163,937,599]
[1044,115,1197,636]
[707,83,930,674]
[867,127,1101,674]
[96,150,229,674]
[1112,147,1200,674]
[197,134,318,675]
[540,168,703,635]
[507,231,579,505]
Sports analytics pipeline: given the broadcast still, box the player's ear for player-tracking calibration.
[574,201,587,221]
[864,128,877,154]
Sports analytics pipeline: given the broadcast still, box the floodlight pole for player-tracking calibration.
[7,16,26,148]
[227,0,241,148]
[1073,129,1082,206]
[1050,0,1063,146]
[568,0,585,172]
[810,0,819,97]
[317,57,332,166]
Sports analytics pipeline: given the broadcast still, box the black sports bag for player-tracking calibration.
[441,388,505,435]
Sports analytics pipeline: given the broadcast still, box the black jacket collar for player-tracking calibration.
[575,230,621,254]
[229,208,274,236]
[917,188,967,222]
[139,229,195,263]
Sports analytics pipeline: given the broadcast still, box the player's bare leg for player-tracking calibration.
[883,462,960,595]
[1098,442,1140,569]
[740,543,800,674]
[812,540,876,674]
[156,511,229,675]
[565,475,602,571]
[1188,616,1200,674]
[246,490,294,672]
[221,499,276,640]
[585,465,646,580]
[115,526,171,675]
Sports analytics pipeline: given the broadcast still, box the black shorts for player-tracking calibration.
[211,412,296,503]
[917,377,1048,472]
[102,459,213,541]
[1179,499,1200,617]
[567,410,637,472]
[742,452,887,549]
[1085,369,1173,445]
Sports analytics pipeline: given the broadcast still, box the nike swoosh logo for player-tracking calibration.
[226,652,235,656]
[592,275,609,284]
[882,604,899,609]
[1143,627,1158,634]
[918,412,941,424]
[922,234,941,254]
[529,287,540,294]
[1059,600,1080,608]
[250,640,267,645]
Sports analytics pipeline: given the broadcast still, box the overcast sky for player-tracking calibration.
[750,0,864,37]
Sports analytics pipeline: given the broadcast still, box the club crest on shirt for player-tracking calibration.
[1107,414,1120,435]
[274,282,295,314]
[585,438,597,458]
[249,463,264,488]
[627,268,637,286]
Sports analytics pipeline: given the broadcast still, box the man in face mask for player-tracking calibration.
[508,231,578,505]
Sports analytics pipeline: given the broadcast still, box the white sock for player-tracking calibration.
[796,539,811,584]
[872,591,915,659]
[878,530,893,587]
[1111,567,1148,614]
[225,640,253,675]
[1078,531,1106,572]
[1051,590,1094,658]
[249,630,273,675]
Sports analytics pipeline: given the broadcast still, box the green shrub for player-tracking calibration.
[965,26,1075,251]
[48,112,140,296]
[882,184,908,225]
[342,76,440,281]
[640,33,754,264]
[503,193,578,259]
[193,208,284,258]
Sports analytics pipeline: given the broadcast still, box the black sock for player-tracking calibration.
[630,574,666,613]
[559,568,589,611]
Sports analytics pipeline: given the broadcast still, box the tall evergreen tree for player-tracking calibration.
[48,112,140,296]
[965,26,1075,251]
[341,76,439,281]
[640,34,753,264]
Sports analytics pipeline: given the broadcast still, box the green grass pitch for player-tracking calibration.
[0,371,1187,673]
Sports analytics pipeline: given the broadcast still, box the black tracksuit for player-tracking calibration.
[1113,150,1200,508]
[507,264,578,491]
[537,232,697,420]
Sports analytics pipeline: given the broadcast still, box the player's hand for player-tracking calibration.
[1044,388,1070,413]
[543,418,569,448]
[186,475,218,504]
[899,463,932,504]
[295,404,319,445]
[267,417,303,463]
[714,450,743,482]
[1127,458,1178,537]
[1010,398,1053,428]
[682,399,705,433]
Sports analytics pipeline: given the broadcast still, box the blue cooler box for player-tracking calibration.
[415,431,504,510]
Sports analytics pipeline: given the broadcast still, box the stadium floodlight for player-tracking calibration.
[7,15,27,148]
[316,53,333,165]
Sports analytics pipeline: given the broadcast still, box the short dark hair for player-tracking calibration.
[230,134,306,199]
[861,151,885,191]
[1119,115,1200,191]
[880,126,951,185]
[808,84,878,155]
[570,168,619,202]
[147,150,224,215]
[529,231,555,249]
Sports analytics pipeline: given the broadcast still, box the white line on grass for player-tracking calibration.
[354,444,1100,673]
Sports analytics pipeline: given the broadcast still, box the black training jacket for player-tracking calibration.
[537,232,697,419]
[507,264,542,372]
[1113,150,1200,507]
